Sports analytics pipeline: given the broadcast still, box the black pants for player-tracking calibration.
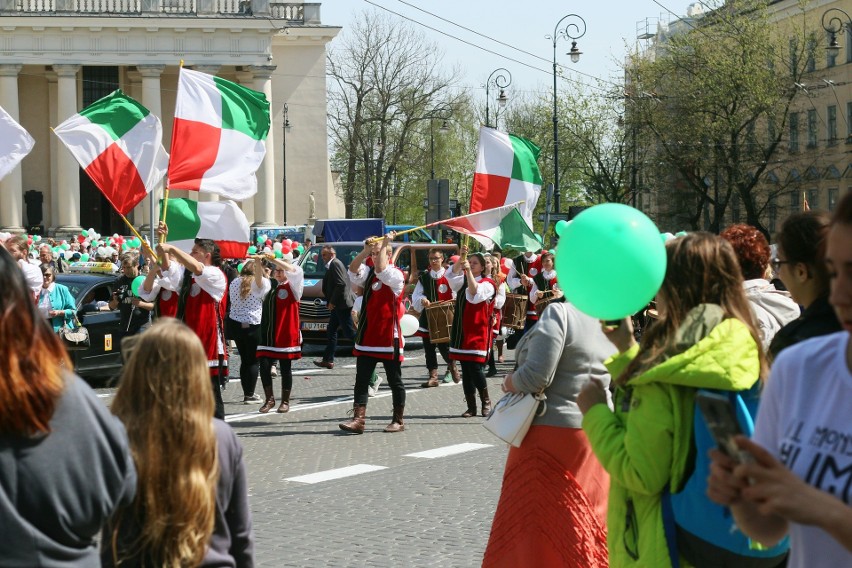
[230,321,259,397]
[423,335,450,371]
[460,360,487,395]
[505,316,536,350]
[324,305,356,362]
[354,341,404,407]
[212,354,226,419]
[259,357,292,391]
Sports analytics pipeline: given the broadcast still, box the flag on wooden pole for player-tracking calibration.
[0,104,35,182]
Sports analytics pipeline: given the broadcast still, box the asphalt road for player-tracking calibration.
[94,341,516,567]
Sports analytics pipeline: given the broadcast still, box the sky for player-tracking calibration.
[320,0,695,99]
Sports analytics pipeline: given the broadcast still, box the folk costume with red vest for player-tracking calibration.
[447,270,496,363]
[139,277,179,319]
[528,269,559,322]
[493,280,507,336]
[508,253,542,320]
[257,266,305,360]
[159,264,229,378]
[411,267,455,338]
[349,263,406,361]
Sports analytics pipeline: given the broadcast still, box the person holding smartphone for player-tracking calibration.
[707,192,852,566]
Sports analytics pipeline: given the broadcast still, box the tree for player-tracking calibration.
[328,11,463,219]
[625,0,815,234]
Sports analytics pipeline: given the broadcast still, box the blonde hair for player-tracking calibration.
[239,260,256,299]
[110,319,218,567]
[619,232,766,384]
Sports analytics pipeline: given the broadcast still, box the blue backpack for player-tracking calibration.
[661,385,789,568]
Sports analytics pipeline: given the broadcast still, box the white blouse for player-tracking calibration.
[228,277,271,325]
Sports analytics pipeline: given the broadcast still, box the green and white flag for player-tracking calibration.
[167,68,270,200]
[53,90,168,216]
[161,198,250,259]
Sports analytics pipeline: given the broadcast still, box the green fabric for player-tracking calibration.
[78,89,147,141]
[509,133,543,185]
[159,198,201,241]
[213,76,270,140]
[491,208,540,251]
[583,311,760,567]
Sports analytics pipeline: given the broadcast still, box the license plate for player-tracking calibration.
[302,322,328,331]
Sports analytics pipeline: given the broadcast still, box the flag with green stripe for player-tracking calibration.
[469,127,542,231]
[168,68,270,200]
[161,197,250,259]
[53,90,168,215]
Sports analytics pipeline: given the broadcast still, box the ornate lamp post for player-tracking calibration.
[484,67,512,129]
[281,103,291,223]
[823,8,852,54]
[547,14,586,213]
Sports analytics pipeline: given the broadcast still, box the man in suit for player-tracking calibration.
[315,245,356,369]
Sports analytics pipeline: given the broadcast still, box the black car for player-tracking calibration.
[56,272,123,383]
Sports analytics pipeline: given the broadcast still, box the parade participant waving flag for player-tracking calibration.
[53,90,168,215]
[426,202,539,251]
[0,104,34,181]
[168,67,270,201]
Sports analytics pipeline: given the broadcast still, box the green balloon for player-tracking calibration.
[61,243,70,250]
[81,229,89,237]
[555,203,666,320]
[296,245,304,254]
[534,233,543,244]
[80,253,90,262]
[238,262,245,273]
[247,246,257,255]
[555,219,570,236]
[131,275,146,297]
[274,250,283,258]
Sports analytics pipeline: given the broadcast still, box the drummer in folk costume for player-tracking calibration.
[255,254,304,414]
[447,248,496,418]
[484,254,506,377]
[413,248,461,388]
[150,223,229,419]
[528,250,563,325]
[339,232,407,434]
[505,247,543,347]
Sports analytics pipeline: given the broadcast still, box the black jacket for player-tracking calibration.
[322,256,354,309]
[768,295,842,361]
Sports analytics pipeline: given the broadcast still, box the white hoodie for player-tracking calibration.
[743,278,801,350]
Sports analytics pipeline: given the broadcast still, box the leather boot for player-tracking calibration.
[258,384,275,414]
[383,405,405,433]
[449,361,461,384]
[277,388,291,413]
[420,368,440,388]
[461,392,478,418]
[339,404,367,434]
[479,387,492,417]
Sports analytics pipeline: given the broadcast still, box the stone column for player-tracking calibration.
[137,65,165,229]
[46,70,59,229]
[0,64,25,233]
[250,65,276,227]
[54,64,82,234]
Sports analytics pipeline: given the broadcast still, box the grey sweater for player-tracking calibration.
[512,301,616,428]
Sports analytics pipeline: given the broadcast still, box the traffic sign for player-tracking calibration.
[539,213,569,221]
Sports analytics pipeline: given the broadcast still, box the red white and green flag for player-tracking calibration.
[168,68,270,201]
[161,198,250,259]
[425,202,539,250]
[53,90,168,216]
[470,127,542,229]
[0,104,34,182]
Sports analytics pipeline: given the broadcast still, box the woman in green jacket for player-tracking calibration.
[38,265,77,332]
[578,232,765,567]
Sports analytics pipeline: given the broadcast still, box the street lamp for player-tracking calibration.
[547,14,586,213]
[485,67,512,129]
[281,104,291,224]
[822,8,852,54]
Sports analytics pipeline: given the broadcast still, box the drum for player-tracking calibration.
[425,300,455,344]
[535,290,558,317]
[503,294,528,330]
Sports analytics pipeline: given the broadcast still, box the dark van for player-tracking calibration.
[296,241,458,343]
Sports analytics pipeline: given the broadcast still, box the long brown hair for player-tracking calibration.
[110,319,218,567]
[238,260,256,299]
[619,232,765,384]
[0,247,68,435]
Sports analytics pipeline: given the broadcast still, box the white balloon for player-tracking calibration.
[400,313,419,336]
[273,242,283,251]
[96,246,107,257]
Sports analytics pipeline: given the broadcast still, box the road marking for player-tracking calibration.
[285,464,387,484]
[404,443,493,459]
[97,393,113,399]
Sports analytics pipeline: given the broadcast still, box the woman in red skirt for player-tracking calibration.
[255,254,304,413]
[483,298,615,567]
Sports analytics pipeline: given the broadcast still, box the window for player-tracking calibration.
[847,28,852,64]
[848,102,852,141]
[828,30,838,67]
[807,109,818,148]
[790,190,800,211]
[768,196,778,234]
[828,105,837,144]
[790,37,799,75]
[82,66,119,106]
[829,188,839,211]
[807,188,819,209]
[789,112,799,152]
[806,35,817,72]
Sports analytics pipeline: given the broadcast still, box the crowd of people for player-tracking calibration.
[1,191,850,566]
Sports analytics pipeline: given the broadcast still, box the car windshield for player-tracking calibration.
[57,280,90,305]
[298,245,363,278]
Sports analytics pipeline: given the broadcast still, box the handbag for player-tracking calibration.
[482,390,546,447]
[58,315,90,351]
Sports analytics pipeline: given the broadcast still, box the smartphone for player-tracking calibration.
[696,392,754,464]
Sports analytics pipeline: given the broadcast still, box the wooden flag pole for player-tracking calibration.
[158,188,170,244]
[118,214,157,259]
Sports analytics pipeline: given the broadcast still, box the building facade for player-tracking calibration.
[0,0,341,236]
